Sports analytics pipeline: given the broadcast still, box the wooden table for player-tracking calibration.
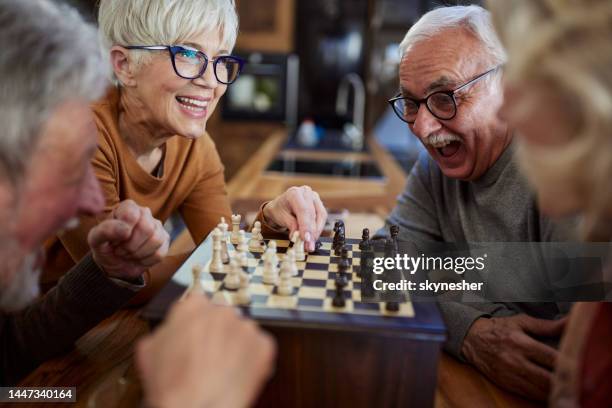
[14,307,541,408]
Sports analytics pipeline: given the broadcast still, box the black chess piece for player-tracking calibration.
[390,224,400,252]
[338,246,350,270]
[334,232,346,256]
[332,278,347,307]
[384,237,396,257]
[335,271,348,287]
[359,228,370,250]
[314,239,323,252]
[385,301,400,312]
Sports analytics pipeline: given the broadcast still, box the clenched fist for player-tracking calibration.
[88,200,169,281]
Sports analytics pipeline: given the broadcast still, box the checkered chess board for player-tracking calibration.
[174,235,415,329]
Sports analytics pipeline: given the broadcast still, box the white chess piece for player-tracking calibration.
[248,222,264,252]
[189,264,205,296]
[236,271,251,305]
[209,228,224,273]
[285,248,299,277]
[224,260,241,290]
[230,214,241,245]
[237,230,249,253]
[218,218,230,264]
[277,259,293,296]
[253,221,264,241]
[267,241,278,265]
[291,231,305,261]
[262,245,279,285]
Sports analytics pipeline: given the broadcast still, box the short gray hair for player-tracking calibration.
[399,5,506,66]
[98,0,239,65]
[0,0,108,183]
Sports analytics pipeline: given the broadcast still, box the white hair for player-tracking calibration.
[98,0,239,67]
[399,5,507,66]
[0,0,108,183]
[490,0,612,240]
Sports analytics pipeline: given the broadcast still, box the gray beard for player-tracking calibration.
[0,245,42,313]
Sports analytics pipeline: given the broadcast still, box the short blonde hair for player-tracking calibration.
[98,0,238,66]
[490,0,612,240]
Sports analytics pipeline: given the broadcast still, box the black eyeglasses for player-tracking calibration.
[124,45,245,84]
[388,66,500,124]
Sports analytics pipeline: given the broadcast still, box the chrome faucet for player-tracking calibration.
[335,73,365,150]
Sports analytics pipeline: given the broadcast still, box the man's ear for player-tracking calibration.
[109,46,138,87]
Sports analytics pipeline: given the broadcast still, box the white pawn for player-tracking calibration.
[236,271,251,305]
[218,218,230,264]
[277,258,293,296]
[285,248,298,277]
[253,221,264,241]
[266,241,278,265]
[230,214,241,245]
[291,231,305,261]
[248,222,264,252]
[224,260,241,290]
[237,230,249,253]
[262,246,279,285]
[189,264,205,296]
[209,229,224,273]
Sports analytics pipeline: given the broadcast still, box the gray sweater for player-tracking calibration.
[0,255,138,385]
[381,144,573,357]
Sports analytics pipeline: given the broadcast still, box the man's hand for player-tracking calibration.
[461,314,566,401]
[136,295,276,408]
[87,200,169,281]
[263,185,327,252]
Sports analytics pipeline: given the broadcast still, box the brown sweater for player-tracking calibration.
[43,88,275,301]
[1,255,137,385]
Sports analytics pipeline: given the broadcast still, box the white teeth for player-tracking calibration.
[177,96,208,108]
[424,134,461,148]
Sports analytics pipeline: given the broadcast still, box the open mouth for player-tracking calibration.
[176,96,208,113]
[436,141,462,158]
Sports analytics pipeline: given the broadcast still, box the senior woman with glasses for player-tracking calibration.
[44,0,327,301]
[490,0,612,405]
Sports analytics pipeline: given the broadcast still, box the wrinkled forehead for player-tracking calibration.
[399,28,490,97]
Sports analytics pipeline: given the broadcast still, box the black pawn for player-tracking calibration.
[332,278,346,307]
[359,228,370,250]
[385,301,400,312]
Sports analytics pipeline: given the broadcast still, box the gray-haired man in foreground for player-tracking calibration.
[0,1,274,406]
[382,5,570,401]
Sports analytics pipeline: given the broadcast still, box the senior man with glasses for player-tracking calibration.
[43,0,328,302]
[379,5,573,401]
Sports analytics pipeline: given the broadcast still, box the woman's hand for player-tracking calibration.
[263,186,327,252]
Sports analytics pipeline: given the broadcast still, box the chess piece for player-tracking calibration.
[262,244,279,285]
[218,218,230,264]
[236,271,251,305]
[334,230,346,256]
[291,231,305,261]
[189,264,205,296]
[338,246,350,272]
[359,228,370,250]
[248,222,264,252]
[277,258,293,296]
[390,224,400,252]
[230,214,241,245]
[332,277,346,307]
[252,221,264,241]
[385,301,400,312]
[285,248,298,277]
[209,228,224,273]
[237,230,248,253]
[224,260,241,290]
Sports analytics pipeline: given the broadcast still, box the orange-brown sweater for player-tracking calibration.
[43,87,277,303]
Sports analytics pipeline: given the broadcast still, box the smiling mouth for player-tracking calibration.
[425,135,463,158]
[176,96,208,112]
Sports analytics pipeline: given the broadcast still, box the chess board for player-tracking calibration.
[197,236,413,327]
[143,231,446,408]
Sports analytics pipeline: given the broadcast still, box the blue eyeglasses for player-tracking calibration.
[124,45,245,84]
